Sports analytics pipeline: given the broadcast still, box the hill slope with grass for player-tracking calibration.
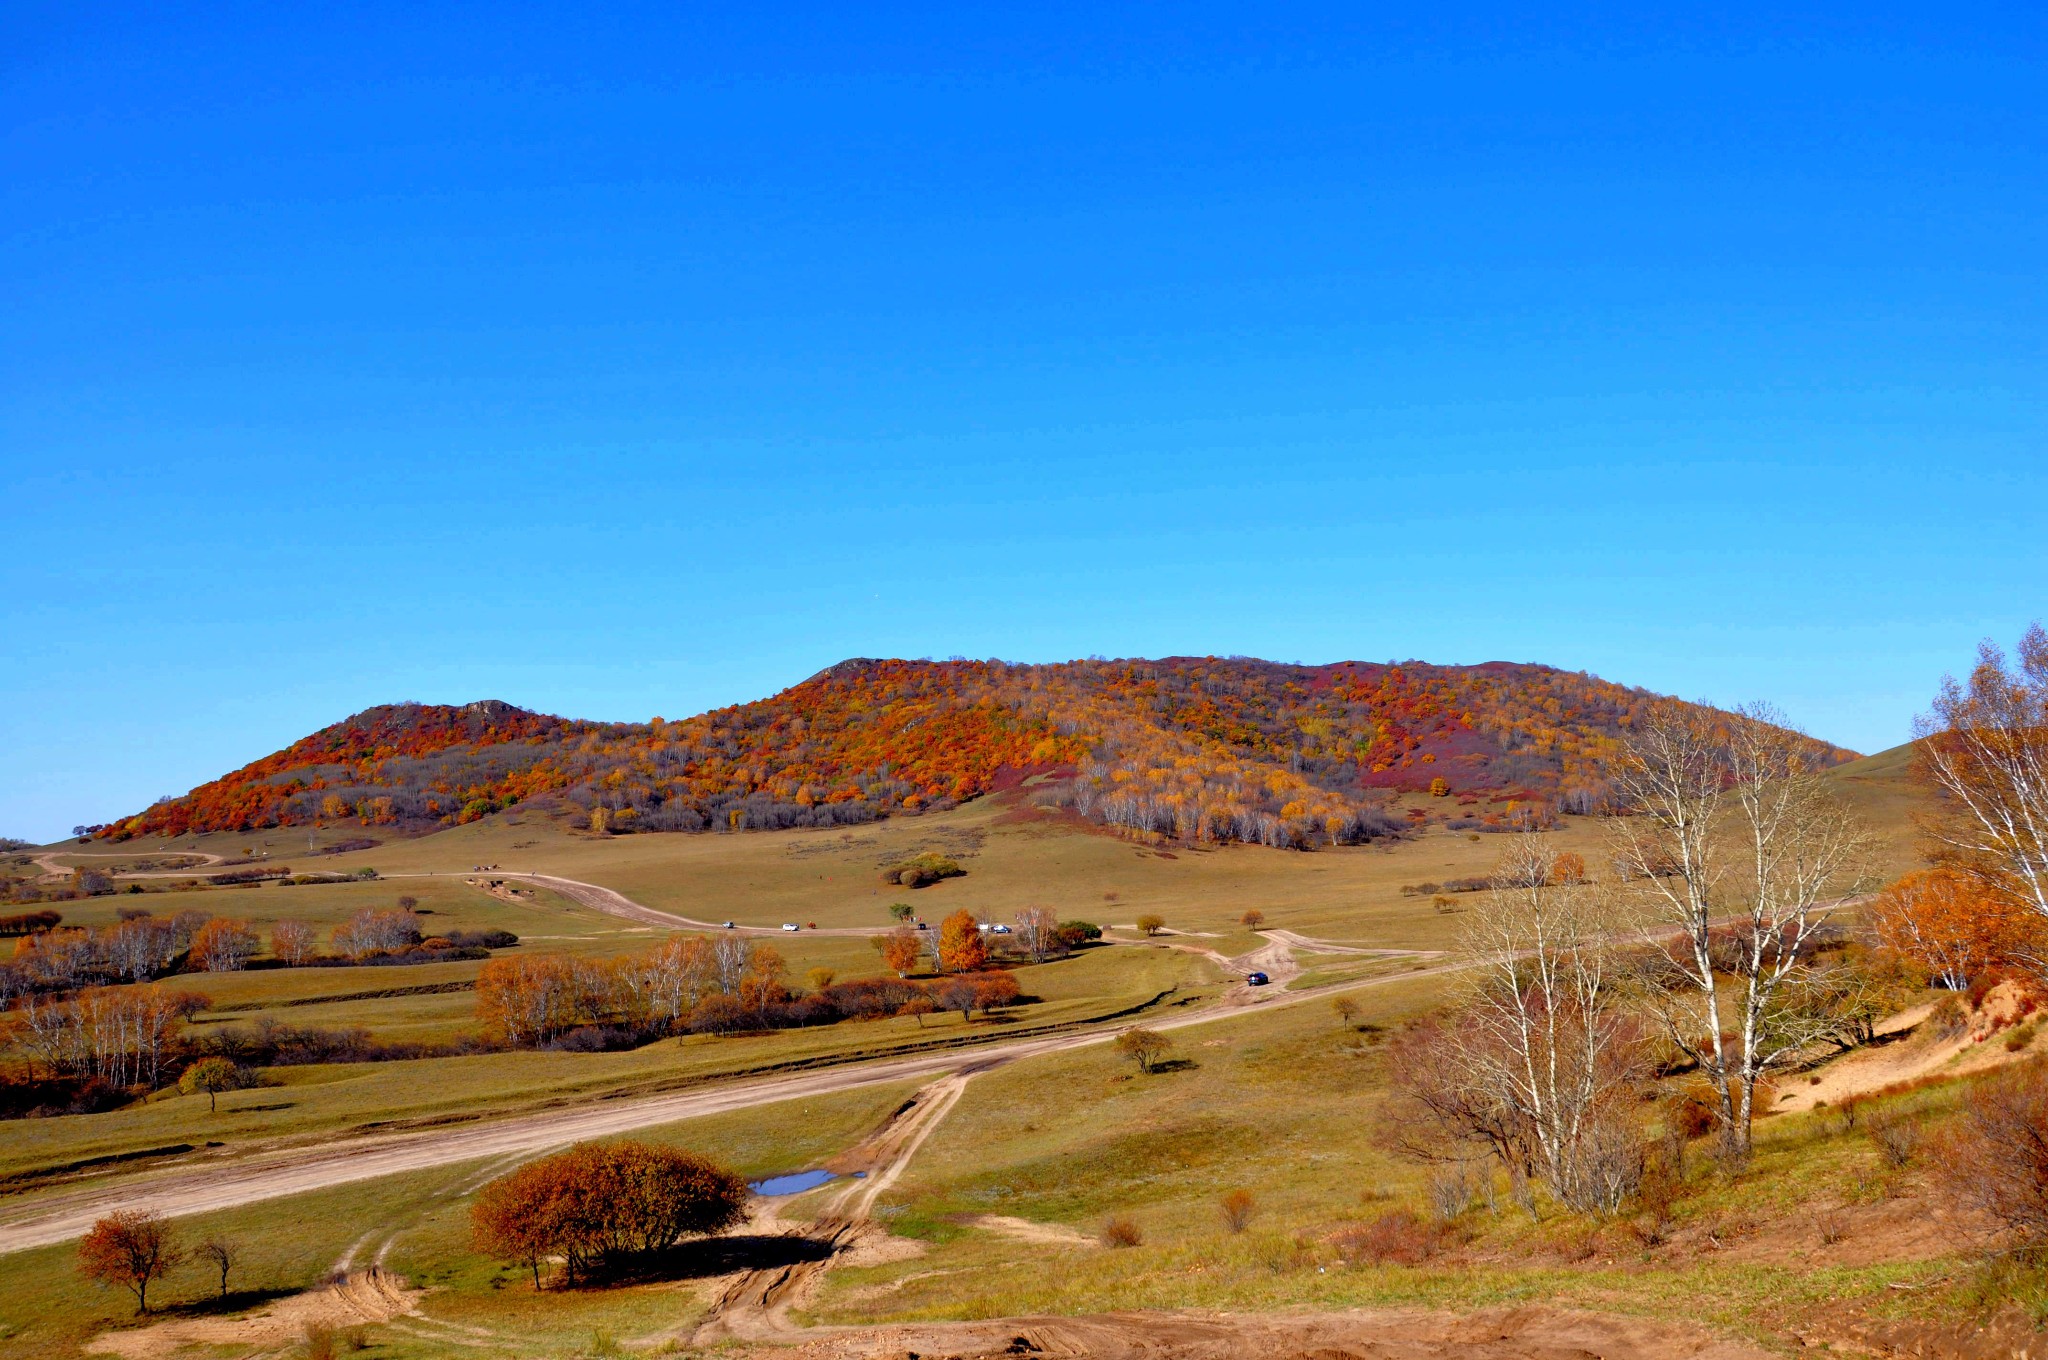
[106,657,1856,849]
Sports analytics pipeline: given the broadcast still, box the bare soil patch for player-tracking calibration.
[739,1302,1774,1360]
[86,1267,420,1359]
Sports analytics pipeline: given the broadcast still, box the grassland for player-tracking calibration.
[89,741,1925,937]
[0,754,1963,1357]
[0,1078,928,1360]
[7,759,1930,1184]
[809,973,2005,1348]
[0,940,1208,1186]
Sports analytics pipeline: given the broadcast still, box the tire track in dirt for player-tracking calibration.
[685,1068,980,1347]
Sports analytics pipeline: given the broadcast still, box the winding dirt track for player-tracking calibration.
[0,869,1459,1256]
[407,870,907,938]
[31,850,224,881]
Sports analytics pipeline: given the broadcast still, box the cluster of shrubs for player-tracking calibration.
[1400,852,1588,899]
[715,971,1021,1034]
[477,935,1029,1052]
[1329,1207,1460,1266]
[1399,877,1492,897]
[880,853,965,888]
[190,1017,493,1068]
[207,868,378,887]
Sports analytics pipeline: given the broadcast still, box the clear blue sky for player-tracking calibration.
[3,5,2042,841]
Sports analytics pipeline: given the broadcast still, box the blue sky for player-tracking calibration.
[3,4,2042,841]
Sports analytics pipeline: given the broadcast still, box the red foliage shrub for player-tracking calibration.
[1330,1209,1451,1266]
[471,1141,747,1287]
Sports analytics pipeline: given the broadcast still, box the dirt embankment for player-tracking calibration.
[1775,979,2046,1117]
[737,1303,1775,1360]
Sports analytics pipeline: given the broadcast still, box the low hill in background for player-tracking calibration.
[104,657,1857,849]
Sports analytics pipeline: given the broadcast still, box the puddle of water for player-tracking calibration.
[749,1169,869,1196]
[751,1169,837,1196]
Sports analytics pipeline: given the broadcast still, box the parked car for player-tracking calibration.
[991,924,1012,934]
[781,923,800,931]
[721,921,735,929]
[1246,971,1270,986]
[916,920,929,930]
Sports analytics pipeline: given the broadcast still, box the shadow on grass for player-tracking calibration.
[1147,1057,1200,1074]
[152,1286,300,1319]
[564,1234,837,1289]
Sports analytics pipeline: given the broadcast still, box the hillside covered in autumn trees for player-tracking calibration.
[105,658,1857,850]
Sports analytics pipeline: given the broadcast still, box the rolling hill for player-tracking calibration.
[103,657,1857,849]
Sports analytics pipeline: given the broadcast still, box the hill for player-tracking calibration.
[103,656,1857,848]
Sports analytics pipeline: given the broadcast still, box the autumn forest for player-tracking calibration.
[104,657,1855,850]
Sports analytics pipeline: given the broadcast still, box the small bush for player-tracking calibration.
[1668,1089,1718,1141]
[1866,1109,1922,1169]
[1100,1216,1143,1248]
[1220,1189,1256,1233]
[1330,1209,1449,1266]
[1930,995,1969,1040]
[302,1323,335,1360]
[1935,1058,2048,1252]
[1425,1168,1473,1222]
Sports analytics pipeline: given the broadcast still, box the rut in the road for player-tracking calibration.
[686,1069,976,1346]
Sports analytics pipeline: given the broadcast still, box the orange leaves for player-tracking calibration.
[189,918,258,972]
[471,1142,747,1287]
[1871,867,2035,988]
[78,1210,181,1313]
[112,659,1855,848]
[937,909,989,974]
[871,927,923,977]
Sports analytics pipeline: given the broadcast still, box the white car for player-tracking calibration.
[781,923,800,931]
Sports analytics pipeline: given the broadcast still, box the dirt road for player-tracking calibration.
[411,870,920,938]
[0,951,1458,1256]
[31,850,224,881]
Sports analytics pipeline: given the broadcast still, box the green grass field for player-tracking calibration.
[0,1078,928,1360]
[0,755,1968,1358]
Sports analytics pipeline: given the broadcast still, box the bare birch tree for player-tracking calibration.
[1460,835,1643,1212]
[1610,700,1871,1153]
[1013,906,1061,962]
[1913,624,2048,973]
[1384,835,1644,1215]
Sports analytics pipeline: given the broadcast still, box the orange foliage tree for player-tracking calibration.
[871,927,924,977]
[78,1210,181,1313]
[937,910,988,973]
[1916,624,2048,958]
[189,918,258,972]
[1870,867,2033,988]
